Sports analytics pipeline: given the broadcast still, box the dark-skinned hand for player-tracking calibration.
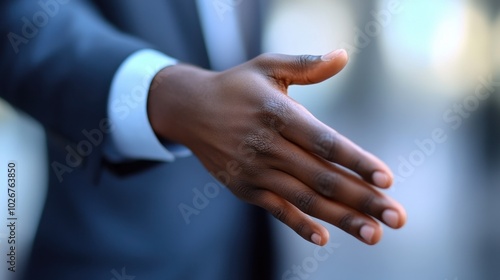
[148,49,406,246]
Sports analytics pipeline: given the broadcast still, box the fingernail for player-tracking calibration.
[382,209,399,228]
[311,233,322,245]
[321,49,346,61]
[372,171,390,188]
[359,225,375,243]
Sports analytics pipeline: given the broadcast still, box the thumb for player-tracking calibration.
[256,49,348,87]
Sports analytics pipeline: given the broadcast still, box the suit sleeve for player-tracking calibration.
[0,0,151,143]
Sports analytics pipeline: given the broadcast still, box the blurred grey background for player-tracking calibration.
[1,0,499,279]
[265,0,500,279]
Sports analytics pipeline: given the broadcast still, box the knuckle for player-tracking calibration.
[350,157,362,172]
[231,181,257,202]
[315,132,340,160]
[243,130,276,156]
[256,52,275,62]
[360,193,377,214]
[338,213,354,232]
[295,55,316,69]
[295,191,317,213]
[259,98,290,131]
[270,205,288,223]
[315,172,340,198]
[254,53,278,70]
[239,162,261,177]
[295,55,317,83]
[295,221,308,236]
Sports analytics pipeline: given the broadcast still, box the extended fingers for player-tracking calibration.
[239,127,406,230]
[270,142,406,229]
[248,90,394,188]
[279,106,394,188]
[252,170,384,245]
[249,189,330,246]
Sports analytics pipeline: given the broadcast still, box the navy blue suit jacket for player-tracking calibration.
[0,0,271,279]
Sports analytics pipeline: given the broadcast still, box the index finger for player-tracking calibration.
[280,105,393,188]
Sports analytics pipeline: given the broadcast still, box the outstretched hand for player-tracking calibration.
[148,49,406,246]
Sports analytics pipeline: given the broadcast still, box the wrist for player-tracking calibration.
[147,64,216,145]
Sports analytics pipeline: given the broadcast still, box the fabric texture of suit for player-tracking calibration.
[0,0,272,279]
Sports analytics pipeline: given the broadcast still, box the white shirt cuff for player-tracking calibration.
[107,49,191,162]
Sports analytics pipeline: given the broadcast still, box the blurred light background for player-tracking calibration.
[264,0,499,279]
[0,0,498,279]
